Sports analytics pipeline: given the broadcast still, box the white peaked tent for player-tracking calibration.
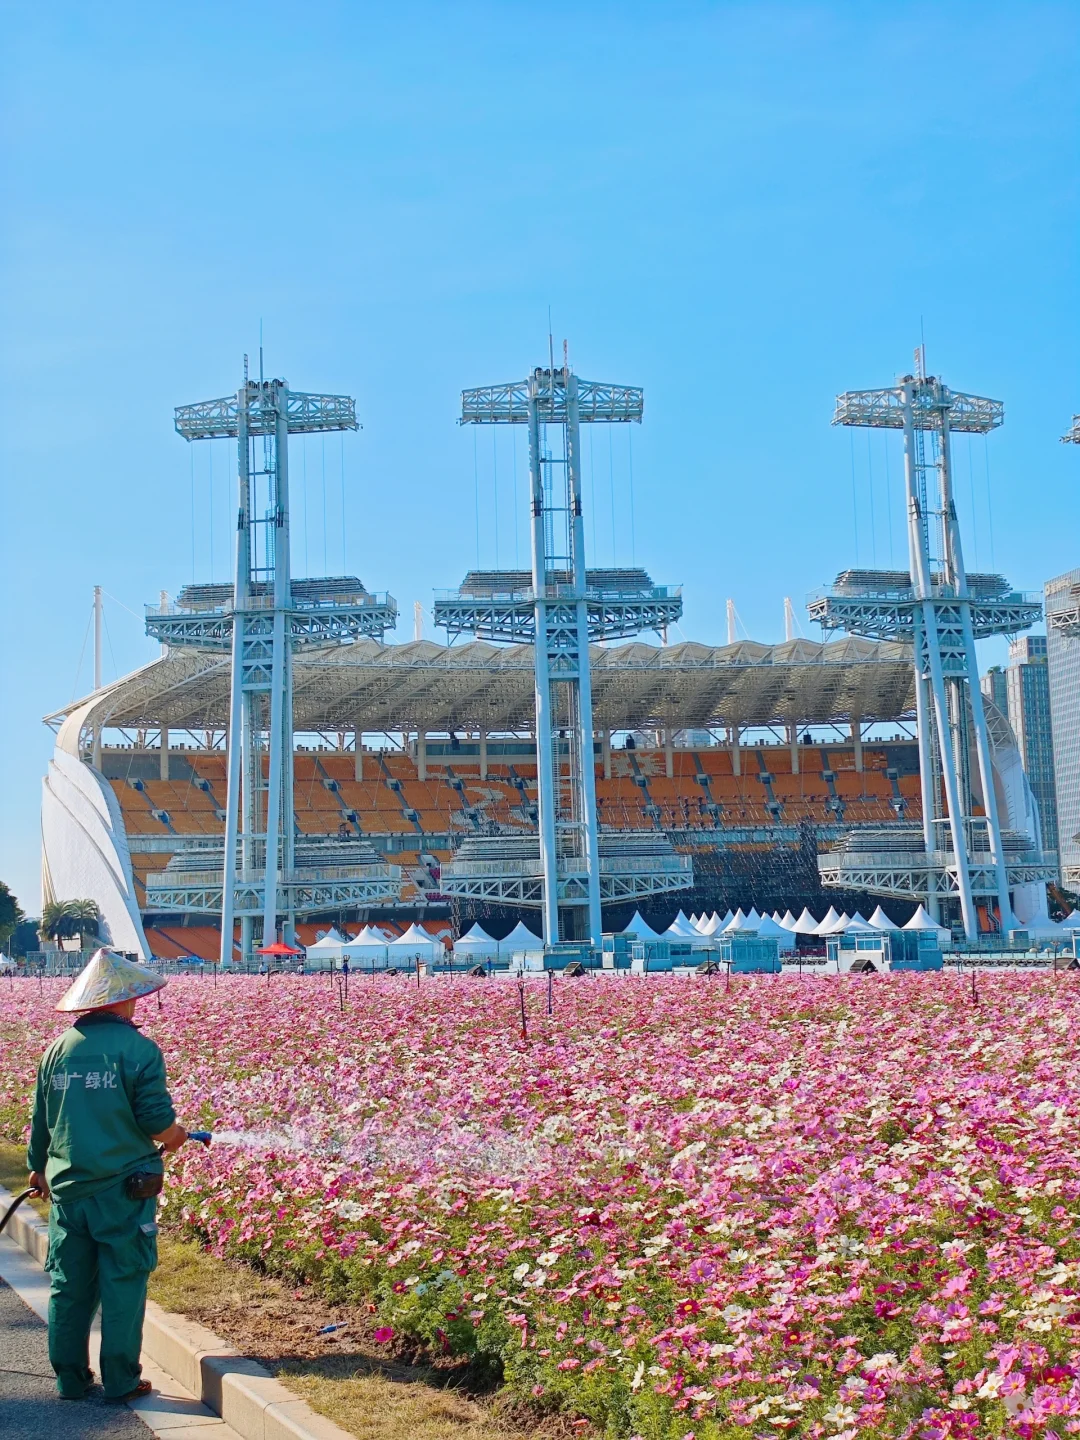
[868,906,898,930]
[391,923,443,957]
[624,911,664,941]
[698,912,724,936]
[1060,910,1080,930]
[779,911,798,930]
[756,913,796,950]
[841,917,878,934]
[501,920,545,954]
[339,930,391,969]
[903,906,950,944]
[719,909,735,929]
[743,907,763,928]
[792,908,819,934]
[454,923,499,954]
[814,907,843,935]
[664,914,698,938]
[308,928,346,951]
[835,912,868,931]
[724,909,753,931]
[723,908,747,932]
[305,928,346,966]
[359,924,393,942]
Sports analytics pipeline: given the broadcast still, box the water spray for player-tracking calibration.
[0,1131,212,1235]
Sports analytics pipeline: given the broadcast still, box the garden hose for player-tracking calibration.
[0,1132,210,1235]
[0,1188,35,1236]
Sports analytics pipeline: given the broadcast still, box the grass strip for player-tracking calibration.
[0,1143,551,1440]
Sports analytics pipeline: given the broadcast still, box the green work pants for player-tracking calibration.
[45,1182,158,1399]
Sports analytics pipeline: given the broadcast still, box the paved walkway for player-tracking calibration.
[0,1274,149,1440]
[0,1230,242,1440]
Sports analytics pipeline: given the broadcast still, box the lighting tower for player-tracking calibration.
[436,362,686,945]
[156,367,398,965]
[808,359,1046,939]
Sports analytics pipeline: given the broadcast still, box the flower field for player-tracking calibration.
[5,971,1080,1438]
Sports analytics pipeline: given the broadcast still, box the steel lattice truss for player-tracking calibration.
[1048,606,1080,638]
[809,592,1042,644]
[819,850,1055,900]
[174,385,358,440]
[49,636,916,739]
[144,866,400,916]
[461,372,643,425]
[1062,415,1080,444]
[439,833,693,907]
[833,379,1003,433]
[145,596,397,650]
[434,587,682,643]
[438,854,694,907]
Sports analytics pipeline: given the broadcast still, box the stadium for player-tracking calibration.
[38,359,1054,962]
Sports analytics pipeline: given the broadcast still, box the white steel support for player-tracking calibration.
[449,362,680,938]
[527,384,561,944]
[812,366,1046,937]
[566,375,603,947]
[93,586,103,690]
[170,369,393,956]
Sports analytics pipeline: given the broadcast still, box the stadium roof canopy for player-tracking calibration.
[47,637,915,736]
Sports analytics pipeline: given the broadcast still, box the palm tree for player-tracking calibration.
[39,899,101,945]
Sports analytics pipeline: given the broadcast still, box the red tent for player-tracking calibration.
[256,941,304,956]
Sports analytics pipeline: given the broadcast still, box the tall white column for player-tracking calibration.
[479,730,488,781]
[354,730,364,781]
[602,729,611,780]
[664,727,674,779]
[788,723,799,776]
[93,585,102,690]
[160,728,170,781]
[851,718,863,773]
[417,731,427,782]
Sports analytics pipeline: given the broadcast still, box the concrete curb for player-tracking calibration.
[0,1183,354,1440]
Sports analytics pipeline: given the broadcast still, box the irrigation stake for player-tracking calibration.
[547,968,553,1016]
[518,977,528,1040]
[415,955,421,991]
[337,979,345,1012]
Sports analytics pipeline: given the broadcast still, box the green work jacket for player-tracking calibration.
[27,1012,177,1202]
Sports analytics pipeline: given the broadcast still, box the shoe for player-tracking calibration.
[58,1369,96,1399]
[106,1379,153,1403]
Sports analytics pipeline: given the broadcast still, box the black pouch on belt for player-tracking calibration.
[124,1171,164,1200]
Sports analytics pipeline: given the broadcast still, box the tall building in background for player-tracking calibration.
[1045,568,1080,888]
[1006,636,1057,854]
[981,665,1008,717]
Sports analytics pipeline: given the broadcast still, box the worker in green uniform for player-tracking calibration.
[26,947,193,1402]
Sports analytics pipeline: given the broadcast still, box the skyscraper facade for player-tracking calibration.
[1045,569,1080,882]
[981,665,1009,718]
[1005,635,1058,855]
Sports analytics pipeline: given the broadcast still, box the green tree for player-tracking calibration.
[39,898,101,944]
[0,882,24,947]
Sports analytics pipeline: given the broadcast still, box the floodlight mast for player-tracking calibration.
[817,364,1032,940]
[173,375,358,966]
[459,366,643,946]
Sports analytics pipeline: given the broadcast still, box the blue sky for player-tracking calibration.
[2,2,1078,913]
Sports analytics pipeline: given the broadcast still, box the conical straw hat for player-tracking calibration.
[56,947,166,1013]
